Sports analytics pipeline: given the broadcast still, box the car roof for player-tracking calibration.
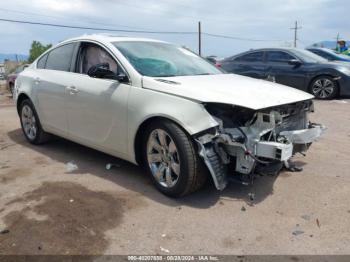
[227,47,301,59]
[59,34,168,45]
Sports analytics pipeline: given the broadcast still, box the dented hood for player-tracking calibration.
[142,74,313,110]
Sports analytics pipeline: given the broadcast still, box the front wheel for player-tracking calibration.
[20,99,51,144]
[310,76,338,99]
[142,120,207,197]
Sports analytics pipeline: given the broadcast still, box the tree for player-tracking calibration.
[28,41,52,63]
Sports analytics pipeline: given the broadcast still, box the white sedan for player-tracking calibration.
[15,34,323,197]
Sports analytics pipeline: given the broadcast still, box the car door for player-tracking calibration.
[265,50,306,89]
[65,41,131,155]
[35,42,77,135]
[225,51,267,79]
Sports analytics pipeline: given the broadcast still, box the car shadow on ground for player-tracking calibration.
[7,128,290,209]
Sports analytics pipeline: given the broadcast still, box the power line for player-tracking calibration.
[0,17,286,42]
[0,7,153,30]
[203,32,285,42]
[0,18,196,34]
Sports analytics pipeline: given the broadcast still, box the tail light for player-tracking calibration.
[215,62,222,68]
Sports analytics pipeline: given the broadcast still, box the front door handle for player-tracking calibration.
[66,86,79,94]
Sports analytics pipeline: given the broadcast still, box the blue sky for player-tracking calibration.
[0,0,348,57]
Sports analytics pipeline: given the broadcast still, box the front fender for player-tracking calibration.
[127,87,219,163]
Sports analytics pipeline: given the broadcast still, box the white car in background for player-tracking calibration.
[15,34,323,197]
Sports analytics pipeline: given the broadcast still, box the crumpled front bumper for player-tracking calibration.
[279,124,324,144]
[196,123,325,191]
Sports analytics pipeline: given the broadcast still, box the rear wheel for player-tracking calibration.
[142,120,207,197]
[9,83,14,96]
[19,99,50,144]
[310,76,338,99]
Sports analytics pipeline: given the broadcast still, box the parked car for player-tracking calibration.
[7,64,28,96]
[221,48,350,99]
[307,47,350,63]
[15,35,323,197]
[205,55,223,67]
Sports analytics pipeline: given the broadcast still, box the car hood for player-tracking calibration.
[142,74,313,110]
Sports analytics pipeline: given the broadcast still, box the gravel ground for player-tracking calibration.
[0,92,349,255]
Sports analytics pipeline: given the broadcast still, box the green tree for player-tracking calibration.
[28,41,52,63]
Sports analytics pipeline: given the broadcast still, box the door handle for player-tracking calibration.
[34,77,40,84]
[66,86,79,94]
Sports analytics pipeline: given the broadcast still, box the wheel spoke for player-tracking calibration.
[165,167,173,187]
[148,153,162,163]
[155,163,166,181]
[314,80,322,88]
[170,161,180,176]
[168,140,176,154]
[313,86,322,95]
[149,135,162,152]
[157,130,167,147]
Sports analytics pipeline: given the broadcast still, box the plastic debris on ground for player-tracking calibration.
[292,224,305,236]
[316,218,321,228]
[0,229,10,234]
[241,206,246,212]
[106,163,121,170]
[160,246,170,253]
[301,214,311,221]
[65,161,78,173]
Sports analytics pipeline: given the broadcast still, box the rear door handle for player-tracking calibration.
[66,86,79,94]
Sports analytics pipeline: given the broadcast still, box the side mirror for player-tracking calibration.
[115,72,129,83]
[87,63,116,79]
[288,59,302,66]
[87,63,129,82]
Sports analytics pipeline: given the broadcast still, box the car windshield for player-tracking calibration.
[327,49,350,59]
[293,49,328,63]
[113,41,222,77]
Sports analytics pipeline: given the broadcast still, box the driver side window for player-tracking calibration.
[77,42,119,76]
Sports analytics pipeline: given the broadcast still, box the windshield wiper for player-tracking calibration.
[194,73,212,75]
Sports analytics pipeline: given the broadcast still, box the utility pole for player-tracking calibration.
[198,21,202,56]
[335,33,340,50]
[290,21,302,48]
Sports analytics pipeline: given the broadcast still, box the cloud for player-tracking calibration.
[0,0,348,56]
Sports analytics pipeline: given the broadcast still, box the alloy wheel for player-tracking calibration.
[21,105,37,140]
[312,78,335,99]
[146,129,181,188]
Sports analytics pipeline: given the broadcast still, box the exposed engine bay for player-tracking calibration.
[196,100,324,190]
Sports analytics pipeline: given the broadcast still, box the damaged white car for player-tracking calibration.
[15,35,324,197]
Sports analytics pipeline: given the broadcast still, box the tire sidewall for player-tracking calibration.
[142,121,194,197]
[310,76,338,99]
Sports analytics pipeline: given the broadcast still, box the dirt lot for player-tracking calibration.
[0,90,350,255]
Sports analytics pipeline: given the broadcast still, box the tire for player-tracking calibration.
[9,83,14,97]
[309,76,338,99]
[142,120,207,197]
[19,99,51,144]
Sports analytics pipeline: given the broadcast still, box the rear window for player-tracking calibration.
[45,43,75,72]
[239,52,264,62]
[37,54,48,69]
[267,51,295,63]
